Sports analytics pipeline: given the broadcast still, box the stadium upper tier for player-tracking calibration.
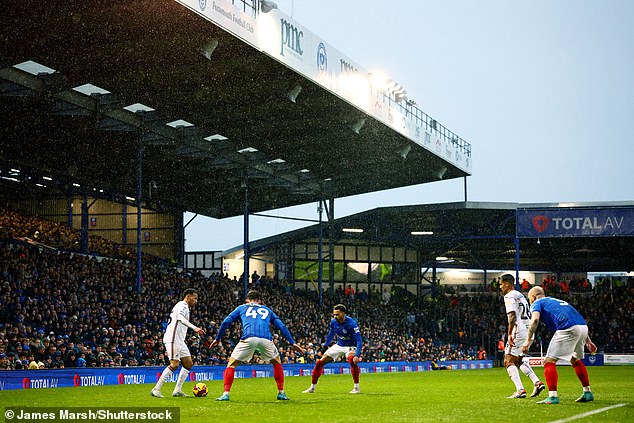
[1,0,470,218]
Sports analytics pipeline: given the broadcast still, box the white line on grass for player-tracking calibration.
[546,403,627,423]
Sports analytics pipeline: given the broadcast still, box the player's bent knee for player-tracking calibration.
[227,359,241,368]
[319,356,332,365]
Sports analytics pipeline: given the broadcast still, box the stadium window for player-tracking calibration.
[357,246,369,262]
[344,245,357,261]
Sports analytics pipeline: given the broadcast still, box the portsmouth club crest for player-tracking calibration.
[317,42,327,73]
[199,0,206,11]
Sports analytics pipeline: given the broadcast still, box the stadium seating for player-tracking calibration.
[1,209,632,370]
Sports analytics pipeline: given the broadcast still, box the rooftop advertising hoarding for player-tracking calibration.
[517,208,634,238]
[175,0,471,173]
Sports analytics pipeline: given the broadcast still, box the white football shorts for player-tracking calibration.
[546,324,588,362]
[323,344,357,360]
[164,340,191,361]
[505,333,528,357]
[231,337,279,363]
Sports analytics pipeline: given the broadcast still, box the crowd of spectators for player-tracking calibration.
[0,207,149,262]
[1,209,632,371]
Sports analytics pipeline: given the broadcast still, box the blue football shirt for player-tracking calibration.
[530,297,586,331]
[215,302,295,344]
[324,316,363,356]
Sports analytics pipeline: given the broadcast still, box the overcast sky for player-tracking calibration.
[184,0,634,251]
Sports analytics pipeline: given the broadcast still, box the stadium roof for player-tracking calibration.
[1,0,470,219]
[223,201,634,273]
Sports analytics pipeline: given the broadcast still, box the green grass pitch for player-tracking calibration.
[1,367,632,422]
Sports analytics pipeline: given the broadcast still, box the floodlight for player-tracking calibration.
[166,119,194,128]
[72,83,110,96]
[397,144,411,159]
[204,134,228,141]
[351,118,366,134]
[437,166,447,180]
[267,158,286,164]
[287,84,302,103]
[201,39,219,60]
[124,103,155,113]
[261,0,278,13]
[436,256,455,264]
[14,60,56,76]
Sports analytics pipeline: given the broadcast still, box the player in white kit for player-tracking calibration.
[151,288,206,398]
[500,274,545,399]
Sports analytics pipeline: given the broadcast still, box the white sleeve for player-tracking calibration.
[176,309,198,330]
[503,295,514,314]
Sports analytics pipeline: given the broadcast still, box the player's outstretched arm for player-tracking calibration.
[176,312,203,335]
[522,311,540,354]
[323,325,335,347]
[210,319,231,350]
[291,343,304,355]
[506,311,517,346]
[585,335,597,354]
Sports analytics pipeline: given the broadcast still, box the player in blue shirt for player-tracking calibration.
[210,290,304,401]
[522,286,597,405]
[303,304,363,394]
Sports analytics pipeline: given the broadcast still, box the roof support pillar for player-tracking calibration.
[80,192,89,254]
[318,199,324,307]
[67,194,73,229]
[122,199,127,246]
[514,236,520,290]
[327,196,335,296]
[176,212,185,267]
[415,256,420,309]
[432,264,437,297]
[136,137,143,294]
[242,175,250,300]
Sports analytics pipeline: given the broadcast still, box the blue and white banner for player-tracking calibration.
[517,208,634,238]
[0,360,492,391]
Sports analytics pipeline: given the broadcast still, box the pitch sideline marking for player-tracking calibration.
[546,403,627,423]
